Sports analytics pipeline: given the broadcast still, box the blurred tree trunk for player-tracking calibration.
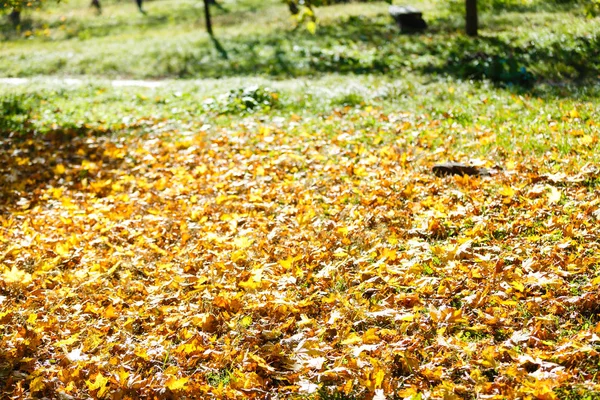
[91,0,102,13]
[288,1,299,15]
[466,0,477,36]
[9,9,21,26]
[204,0,213,35]
[135,0,145,14]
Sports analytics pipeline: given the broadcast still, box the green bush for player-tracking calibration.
[202,85,280,115]
[445,51,535,86]
[0,93,34,134]
[444,0,580,13]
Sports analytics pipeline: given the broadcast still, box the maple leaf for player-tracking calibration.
[2,265,32,286]
[166,377,189,391]
[86,373,109,397]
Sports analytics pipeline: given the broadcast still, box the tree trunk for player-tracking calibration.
[466,0,478,37]
[91,0,102,13]
[135,0,146,14]
[288,1,299,15]
[204,0,213,36]
[9,9,21,26]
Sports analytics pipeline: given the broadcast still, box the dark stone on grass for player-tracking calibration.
[389,5,427,33]
[432,162,494,177]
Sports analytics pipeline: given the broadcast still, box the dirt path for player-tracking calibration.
[0,77,165,88]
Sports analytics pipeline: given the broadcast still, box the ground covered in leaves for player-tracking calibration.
[1,102,600,399]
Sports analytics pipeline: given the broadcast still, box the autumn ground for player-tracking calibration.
[2,0,600,399]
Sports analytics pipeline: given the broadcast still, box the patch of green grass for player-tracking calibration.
[315,386,361,400]
[331,91,365,108]
[0,92,37,134]
[0,0,599,86]
[458,329,491,343]
[1,72,599,169]
[203,85,280,115]
[206,368,232,387]
[554,386,600,400]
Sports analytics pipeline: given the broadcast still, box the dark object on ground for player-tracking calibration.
[9,9,20,26]
[432,162,494,177]
[91,0,145,14]
[389,5,427,33]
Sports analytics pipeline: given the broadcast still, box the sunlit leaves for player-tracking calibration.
[0,104,599,399]
[85,373,109,398]
[165,376,189,391]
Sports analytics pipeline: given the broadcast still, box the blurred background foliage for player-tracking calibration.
[0,0,598,87]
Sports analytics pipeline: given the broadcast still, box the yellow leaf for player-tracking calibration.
[148,242,167,256]
[104,304,117,320]
[81,160,98,171]
[278,255,301,270]
[233,236,253,249]
[499,185,515,197]
[306,21,317,34]
[374,368,385,389]
[249,193,263,202]
[298,314,313,327]
[580,135,594,146]
[333,248,348,257]
[55,164,66,174]
[480,346,497,368]
[27,313,37,325]
[380,248,397,261]
[547,186,561,204]
[570,129,584,137]
[196,164,208,175]
[240,315,253,328]
[362,328,380,344]
[166,377,189,391]
[421,366,443,381]
[341,333,362,345]
[230,249,246,263]
[135,348,149,360]
[117,368,130,384]
[3,266,32,286]
[528,379,558,400]
[86,373,109,391]
[55,333,79,348]
[30,376,45,392]
[248,353,275,372]
[55,242,70,257]
[50,187,64,199]
[511,281,525,292]
[337,226,349,235]
[395,313,415,322]
[239,277,260,291]
[343,379,354,394]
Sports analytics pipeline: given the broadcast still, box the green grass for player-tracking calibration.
[2,74,600,169]
[0,0,599,84]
